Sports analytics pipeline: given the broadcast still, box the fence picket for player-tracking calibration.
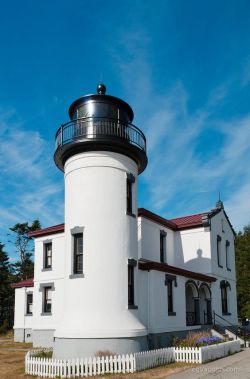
[24,340,241,377]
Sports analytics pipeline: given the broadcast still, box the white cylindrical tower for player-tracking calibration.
[53,84,148,358]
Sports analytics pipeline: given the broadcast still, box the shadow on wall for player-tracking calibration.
[174,230,212,273]
[185,248,211,273]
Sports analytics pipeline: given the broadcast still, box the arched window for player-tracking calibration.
[220,280,231,315]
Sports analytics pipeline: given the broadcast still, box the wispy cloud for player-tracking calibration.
[113,27,250,231]
[0,112,64,250]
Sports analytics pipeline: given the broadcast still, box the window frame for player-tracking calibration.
[73,233,83,275]
[126,173,135,217]
[165,274,177,316]
[160,230,167,263]
[26,293,33,315]
[43,286,52,314]
[128,258,138,309]
[217,235,223,268]
[220,280,231,315]
[226,240,231,271]
[44,242,52,270]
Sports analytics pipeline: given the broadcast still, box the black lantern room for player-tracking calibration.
[54,84,147,174]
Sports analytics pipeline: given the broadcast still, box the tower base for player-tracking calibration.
[53,336,148,359]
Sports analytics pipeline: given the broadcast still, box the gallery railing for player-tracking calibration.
[55,117,147,153]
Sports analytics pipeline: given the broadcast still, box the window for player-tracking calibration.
[168,280,173,313]
[126,173,135,216]
[73,233,83,274]
[221,219,225,233]
[226,241,231,270]
[217,235,222,267]
[26,293,33,315]
[128,259,137,309]
[44,242,52,269]
[221,284,228,314]
[165,275,177,316]
[43,287,52,313]
[160,230,167,263]
[220,280,231,315]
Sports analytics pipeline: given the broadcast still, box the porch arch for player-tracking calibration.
[185,280,200,325]
[199,283,212,324]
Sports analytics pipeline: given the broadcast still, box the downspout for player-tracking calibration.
[147,270,150,348]
[23,288,26,342]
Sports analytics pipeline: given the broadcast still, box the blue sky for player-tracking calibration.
[0,0,250,259]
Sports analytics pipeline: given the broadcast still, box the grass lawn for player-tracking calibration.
[0,332,197,379]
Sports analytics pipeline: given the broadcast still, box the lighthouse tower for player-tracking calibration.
[53,84,148,358]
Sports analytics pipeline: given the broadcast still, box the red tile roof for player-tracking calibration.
[138,259,216,282]
[27,207,222,238]
[27,223,65,238]
[11,278,34,289]
[170,212,208,229]
[138,208,210,230]
[138,208,178,230]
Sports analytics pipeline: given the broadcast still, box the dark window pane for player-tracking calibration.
[44,243,52,269]
[160,234,166,263]
[27,293,33,314]
[221,286,228,313]
[168,280,173,313]
[74,233,83,274]
[217,236,222,266]
[44,287,52,313]
[127,180,132,213]
[128,266,134,306]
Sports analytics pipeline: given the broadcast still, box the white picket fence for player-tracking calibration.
[25,351,136,377]
[174,346,201,363]
[134,347,175,371]
[25,340,241,377]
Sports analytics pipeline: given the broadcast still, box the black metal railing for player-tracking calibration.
[55,117,147,153]
[204,311,213,325]
[212,311,243,343]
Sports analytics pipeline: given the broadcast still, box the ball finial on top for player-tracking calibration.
[97,83,106,95]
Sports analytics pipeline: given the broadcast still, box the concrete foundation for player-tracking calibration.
[33,329,55,348]
[14,328,33,343]
[53,336,148,359]
[14,328,25,342]
[148,328,204,349]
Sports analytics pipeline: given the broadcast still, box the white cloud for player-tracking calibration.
[113,28,250,232]
[0,113,64,247]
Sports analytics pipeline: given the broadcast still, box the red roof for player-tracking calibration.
[11,278,34,289]
[170,212,208,229]
[138,208,209,230]
[138,259,216,282]
[138,208,178,230]
[27,208,219,238]
[27,223,65,238]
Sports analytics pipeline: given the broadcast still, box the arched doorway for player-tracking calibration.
[185,281,200,326]
[199,283,212,324]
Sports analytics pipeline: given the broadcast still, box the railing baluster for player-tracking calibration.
[55,117,146,153]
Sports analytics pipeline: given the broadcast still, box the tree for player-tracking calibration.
[235,224,250,319]
[9,220,41,280]
[0,243,13,328]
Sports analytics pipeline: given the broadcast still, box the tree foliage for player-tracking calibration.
[9,220,41,281]
[235,224,250,318]
[0,243,13,328]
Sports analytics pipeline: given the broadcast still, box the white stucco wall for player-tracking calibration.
[32,233,65,332]
[174,227,212,273]
[210,211,236,279]
[209,210,238,324]
[13,287,34,330]
[139,217,175,264]
[55,151,147,339]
